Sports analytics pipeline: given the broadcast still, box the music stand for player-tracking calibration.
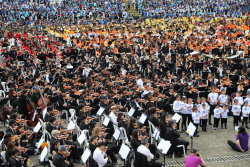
[186,122,197,150]
[229,75,239,83]
[117,144,130,167]
[195,63,203,71]
[157,139,171,167]
[168,63,175,70]
[174,85,180,91]
[232,64,243,70]
[209,67,217,74]
[177,69,184,77]
[202,72,209,79]
[0,98,10,127]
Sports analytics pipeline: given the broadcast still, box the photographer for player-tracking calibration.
[184,149,205,167]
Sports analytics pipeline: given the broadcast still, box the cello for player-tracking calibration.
[26,97,39,127]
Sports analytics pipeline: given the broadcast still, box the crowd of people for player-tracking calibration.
[0,0,250,166]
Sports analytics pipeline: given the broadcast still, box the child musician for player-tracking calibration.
[192,106,201,137]
[200,104,208,132]
[221,104,229,129]
[181,97,188,132]
[213,104,221,130]
[186,98,193,126]
[232,99,241,127]
[173,94,184,131]
[242,101,250,129]
[218,89,228,107]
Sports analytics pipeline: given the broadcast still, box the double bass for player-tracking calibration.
[26,97,39,127]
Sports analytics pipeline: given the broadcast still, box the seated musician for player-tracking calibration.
[53,145,74,167]
[79,115,90,130]
[131,95,144,117]
[149,108,160,127]
[51,140,60,157]
[4,132,12,146]
[40,107,53,122]
[46,117,56,134]
[9,148,23,167]
[93,141,114,167]
[6,119,16,135]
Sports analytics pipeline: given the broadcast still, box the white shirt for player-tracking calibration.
[208,92,218,104]
[137,78,144,88]
[186,103,193,114]
[83,67,91,78]
[232,105,241,116]
[173,100,183,113]
[109,112,118,126]
[218,94,228,105]
[234,96,244,106]
[93,148,107,167]
[196,103,202,112]
[214,108,221,118]
[46,74,50,83]
[192,112,201,124]
[141,89,154,98]
[182,103,188,114]
[244,97,250,106]
[200,108,208,119]
[242,106,250,117]
[221,109,229,118]
[137,145,154,161]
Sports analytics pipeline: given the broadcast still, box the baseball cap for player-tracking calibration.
[32,86,38,90]
[191,149,197,153]
[59,145,67,151]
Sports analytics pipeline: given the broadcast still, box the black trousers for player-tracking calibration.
[187,114,192,125]
[221,118,227,126]
[227,140,241,152]
[176,113,182,130]
[176,139,189,154]
[214,118,220,128]
[103,163,114,167]
[209,104,216,124]
[202,119,207,131]
[193,123,198,134]
[182,114,187,129]
[234,115,240,126]
[242,117,248,127]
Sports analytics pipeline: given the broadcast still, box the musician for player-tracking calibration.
[93,141,114,167]
[149,108,160,127]
[131,95,144,117]
[6,119,15,135]
[137,75,145,88]
[17,90,29,117]
[173,94,183,130]
[183,83,197,99]
[99,96,110,115]
[9,148,22,167]
[46,117,56,134]
[40,107,53,122]
[79,115,90,130]
[53,145,74,167]
[217,63,225,77]
[58,90,68,112]
[207,87,219,125]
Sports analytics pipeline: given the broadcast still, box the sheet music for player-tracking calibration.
[37,137,44,149]
[67,121,76,130]
[139,113,147,124]
[43,107,47,120]
[32,110,37,122]
[102,116,110,126]
[77,132,86,144]
[40,146,48,162]
[97,107,105,116]
[113,128,121,141]
[81,148,91,164]
[157,139,171,154]
[153,128,160,140]
[172,113,181,123]
[186,122,196,137]
[128,107,135,117]
[33,122,41,133]
[118,144,130,160]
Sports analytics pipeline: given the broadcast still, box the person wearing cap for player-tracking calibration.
[93,141,114,167]
[136,137,161,167]
[109,105,118,126]
[17,90,29,117]
[53,145,73,167]
[184,149,205,167]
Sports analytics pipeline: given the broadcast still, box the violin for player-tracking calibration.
[11,135,21,141]
[63,86,72,89]
[63,151,71,158]
[133,123,138,129]
[62,78,70,82]
[189,87,198,93]
[16,119,26,124]
[15,156,26,161]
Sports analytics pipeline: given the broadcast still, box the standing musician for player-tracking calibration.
[17,90,29,117]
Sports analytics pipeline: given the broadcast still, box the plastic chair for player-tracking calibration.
[1,151,6,163]
[0,90,6,97]
[120,127,129,144]
[172,145,186,159]
[148,121,156,145]
[49,160,55,167]
[1,82,6,92]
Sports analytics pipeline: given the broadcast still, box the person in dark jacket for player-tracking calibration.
[79,115,89,130]
[165,119,189,156]
[46,117,56,134]
[17,90,29,116]
[9,148,21,167]
[53,145,74,167]
[148,108,160,127]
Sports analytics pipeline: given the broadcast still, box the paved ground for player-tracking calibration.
[3,115,250,167]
